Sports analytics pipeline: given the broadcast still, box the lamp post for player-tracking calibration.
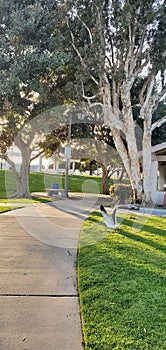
[65,116,71,198]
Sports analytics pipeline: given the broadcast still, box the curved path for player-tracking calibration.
[0,195,95,350]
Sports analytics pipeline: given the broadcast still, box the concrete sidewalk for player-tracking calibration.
[0,197,93,350]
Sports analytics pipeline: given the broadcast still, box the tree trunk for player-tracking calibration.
[129,161,142,203]
[101,164,109,194]
[102,78,143,203]
[16,159,31,198]
[89,161,93,175]
[118,168,126,182]
[14,135,32,198]
[0,150,31,198]
[112,129,143,203]
[122,87,143,203]
[142,119,153,205]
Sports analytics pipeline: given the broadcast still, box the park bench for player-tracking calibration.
[46,183,68,198]
[46,188,66,197]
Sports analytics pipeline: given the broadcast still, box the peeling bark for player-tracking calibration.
[142,117,153,205]
[113,129,142,202]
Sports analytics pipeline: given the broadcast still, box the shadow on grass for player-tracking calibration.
[79,211,166,350]
[79,240,166,349]
[118,217,166,253]
[139,222,166,237]
[81,212,166,257]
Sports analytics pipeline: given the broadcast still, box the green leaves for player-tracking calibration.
[0,0,72,154]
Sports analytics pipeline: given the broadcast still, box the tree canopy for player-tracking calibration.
[0,0,165,202]
[0,0,72,197]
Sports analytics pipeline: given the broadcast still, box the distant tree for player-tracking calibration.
[42,121,123,194]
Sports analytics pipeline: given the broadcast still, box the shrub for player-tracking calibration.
[109,183,132,203]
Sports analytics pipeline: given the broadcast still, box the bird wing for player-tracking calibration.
[100,205,115,227]
[111,206,117,225]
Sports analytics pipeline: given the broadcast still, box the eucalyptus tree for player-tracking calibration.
[66,0,166,204]
[0,0,71,197]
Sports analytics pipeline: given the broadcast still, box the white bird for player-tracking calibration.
[100,204,119,229]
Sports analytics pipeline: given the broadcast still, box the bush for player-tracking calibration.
[109,183,132,203]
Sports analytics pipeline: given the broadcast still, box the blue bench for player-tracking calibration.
[46,184,65,197]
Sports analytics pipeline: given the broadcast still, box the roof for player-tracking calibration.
[151,142,166,155]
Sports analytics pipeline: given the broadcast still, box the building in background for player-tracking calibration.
[151,142,166,205]
[1,144,75,175]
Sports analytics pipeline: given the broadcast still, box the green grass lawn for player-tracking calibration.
[0,206,19,213]
[78,211,166,350]
[0,169,113,199]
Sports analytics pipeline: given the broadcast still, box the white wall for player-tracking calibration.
[150,159,158,203]
[158,164,166,191]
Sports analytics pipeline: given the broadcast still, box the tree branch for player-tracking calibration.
[30,149,43,162]
[151,115,166,132]
[151,85,166,113]
[81,82,98,104]
[76,14,93,45]
[139,73,153,106]
[140,76,155,113]
[110,37,115,68]
[0,154,20,180]
[67,20,98,86]
[134,54,150,77]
